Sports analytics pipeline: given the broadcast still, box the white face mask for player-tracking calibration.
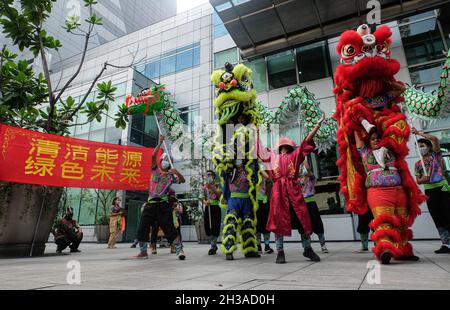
[207,176,214,183]
[235,159,243,167]
[419,147,429,156]
[161,160,170,170]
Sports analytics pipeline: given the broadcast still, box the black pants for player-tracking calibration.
[289,205,305,235]
[55,232,83,252]
[150,220,160,244]
[204,204,222,237]
[136,200,178,244]
[256,200,270,234]
[306,201,324,235]
[425,187,450,231]
[357,210,374,234]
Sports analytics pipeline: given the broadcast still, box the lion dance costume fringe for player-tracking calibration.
[333,25,426,260]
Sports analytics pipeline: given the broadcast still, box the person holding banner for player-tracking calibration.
[202,170,222,255]
[134,135,186,260]
[413,128,450,254]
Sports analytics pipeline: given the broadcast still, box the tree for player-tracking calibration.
[0,0,131,134]
[0,0,132,256]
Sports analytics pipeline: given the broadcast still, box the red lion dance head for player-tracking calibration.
[334,24,400,98]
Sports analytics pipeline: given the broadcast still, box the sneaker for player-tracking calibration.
[130,244,137,248]
[321,245,329,253]
[435,245,450,254]
[303,248,320,262]
[380,251,392,265]
[264,245,274,254]
[226,253,234,260]
[170,244,176,254]
[133,252,149,259]
[244,251,261,258]
[208,247,218,255]
[70,249,81,253]
[151,244,157,255]
[178,250,186,260]
[275,252,286,264]
[398,255,420,261]
[355,248,369,253]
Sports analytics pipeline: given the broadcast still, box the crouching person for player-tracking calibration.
[54,208,83,254]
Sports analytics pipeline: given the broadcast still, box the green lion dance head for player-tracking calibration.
[211,62,259,126]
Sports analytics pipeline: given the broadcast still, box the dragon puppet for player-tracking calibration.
[333,24,431,261]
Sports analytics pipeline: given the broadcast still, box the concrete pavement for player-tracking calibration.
[0,241,448,290]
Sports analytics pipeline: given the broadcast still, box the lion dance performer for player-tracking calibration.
[211,62,262,260]
[334,24,427,264]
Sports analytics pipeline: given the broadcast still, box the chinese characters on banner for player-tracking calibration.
[0,124,158,190]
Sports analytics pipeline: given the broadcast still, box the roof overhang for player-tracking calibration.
[210,0,449,59]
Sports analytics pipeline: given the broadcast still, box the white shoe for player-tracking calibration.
[372,147,388,169]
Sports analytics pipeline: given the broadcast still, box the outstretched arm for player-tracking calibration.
[412,128,440,153]
[304,113,325,143]
[152,135,164,168]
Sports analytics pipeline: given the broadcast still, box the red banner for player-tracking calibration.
[0,124,157,191]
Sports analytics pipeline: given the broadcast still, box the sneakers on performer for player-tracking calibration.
[244,251,261,258]
[264,245,274,254]
[130,244,137,248]
[321,245,329,253]
[275,251,286,264]
[435,245,450,254]
[178,250,186,260]
[398,255,420,261]
[133,252,148,259]
[208,247,218,255]
[303,247,320,262]
[150,243,157,255]
[380,251,392,265]
[70,249,81,253]
[226,253,234,260]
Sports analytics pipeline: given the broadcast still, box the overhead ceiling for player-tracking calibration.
[210,0,449,59]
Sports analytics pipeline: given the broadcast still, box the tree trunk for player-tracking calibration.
[0,183,63,257]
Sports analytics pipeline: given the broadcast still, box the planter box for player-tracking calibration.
[94,225,109,243]
[0,183,63,257]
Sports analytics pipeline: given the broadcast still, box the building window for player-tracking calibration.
[176,49,194,71]
[214,12,228,39]
[267,50,297,90]
[296,41,331,83]
[144,62,160,79]
[400,8,449,92]
[160,55,176,76]
[138,43,201,79]
[214,48,238,68]
[244,57,267,92]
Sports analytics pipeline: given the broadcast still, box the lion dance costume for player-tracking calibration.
[211,62,262,260]
[334,24,427,262]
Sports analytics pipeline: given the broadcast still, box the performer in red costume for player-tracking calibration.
[258,114,325,264]
[333,24,426,263]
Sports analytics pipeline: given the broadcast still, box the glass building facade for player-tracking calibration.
[49,2,450,241]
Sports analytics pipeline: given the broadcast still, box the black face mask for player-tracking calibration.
[66,214,73,220]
